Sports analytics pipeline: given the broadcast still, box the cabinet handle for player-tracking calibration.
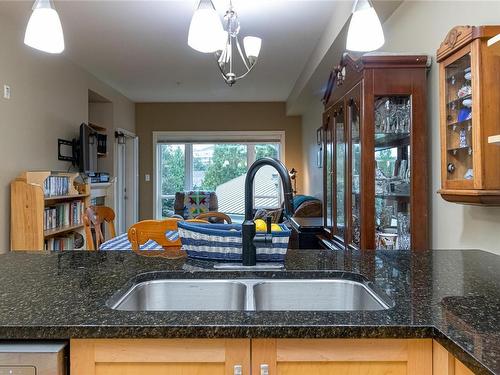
[260,364,269,375]
[233,364,243,375]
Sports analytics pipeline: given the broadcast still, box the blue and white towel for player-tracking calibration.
[99,231,179,251]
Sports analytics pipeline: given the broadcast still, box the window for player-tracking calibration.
[154,132,285,220]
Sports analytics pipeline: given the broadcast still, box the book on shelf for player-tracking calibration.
[45,233,77,251]
[43,175,70,197]
[43,200,84,231]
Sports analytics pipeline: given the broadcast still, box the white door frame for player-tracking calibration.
[114,128,139,233]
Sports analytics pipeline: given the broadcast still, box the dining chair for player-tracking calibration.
[83,205,116,251]
[194,211,232,224]
[128,218,204,258]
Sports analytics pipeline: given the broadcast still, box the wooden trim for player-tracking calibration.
[92,339,226,363]
[275,339,411,362]
[488,134,500,145]
[225,339,250,375]
[407,339,433,375]
[360,69,375,250]
[471,39,484,189]
[437,25,500,61]
[251,339,277,375]
[433,341,455,375]
[70,339,96,374]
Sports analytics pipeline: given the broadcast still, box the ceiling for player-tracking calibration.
[0,0,338,102]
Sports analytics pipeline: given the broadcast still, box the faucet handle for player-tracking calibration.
[266,216,272,234]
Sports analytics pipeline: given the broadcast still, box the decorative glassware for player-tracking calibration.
[397,212,410,250]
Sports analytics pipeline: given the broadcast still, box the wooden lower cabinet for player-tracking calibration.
[70,338,476,375]
[252,339,432,375]
[70,339,250,375]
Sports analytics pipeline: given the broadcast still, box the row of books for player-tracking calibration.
[45,233,79,251]
[44,175,70,197]
[44,201,85,231]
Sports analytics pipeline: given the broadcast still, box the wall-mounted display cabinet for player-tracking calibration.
[321,53,429,251]
[437,25,500,205]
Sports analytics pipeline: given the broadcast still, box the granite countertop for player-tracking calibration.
[0,249,498,374]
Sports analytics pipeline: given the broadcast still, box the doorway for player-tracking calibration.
[115,129,139,234]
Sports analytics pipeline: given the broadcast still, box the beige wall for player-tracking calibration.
[0,14,135,252]
[301,99,324,199]
[136,102,302,220]
[300,1,500,254]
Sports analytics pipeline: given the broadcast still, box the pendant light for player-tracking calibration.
[346,0,384,52]
[24,0,64,54]
[188,0,225,53]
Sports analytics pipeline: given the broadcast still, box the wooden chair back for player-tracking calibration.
[83,206,116,251]
[128,218,187,258]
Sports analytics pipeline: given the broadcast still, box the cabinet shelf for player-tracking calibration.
[45,194,89,202]
[375,133,410,151]
[447,119,472,128]
[447,146,472,153]
[447,94,472,107]
[44,224,84,238]
[355,192,410,201]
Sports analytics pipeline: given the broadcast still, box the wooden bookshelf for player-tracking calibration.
[11,171,90,251]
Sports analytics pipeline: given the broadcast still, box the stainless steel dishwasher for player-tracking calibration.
[0,342,67,375]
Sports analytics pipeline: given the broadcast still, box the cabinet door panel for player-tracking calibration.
[96,363,224,375]
[252,339,432,375]
[333,104,347,243]
[71,339,250,375]
[277,361,406,375]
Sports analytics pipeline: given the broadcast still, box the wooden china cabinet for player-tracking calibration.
[321,53,429,251]
[437,25,500,205]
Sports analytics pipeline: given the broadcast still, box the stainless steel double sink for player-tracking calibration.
[108,277,393,312]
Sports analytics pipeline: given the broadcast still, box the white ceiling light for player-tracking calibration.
[188,0,224,53]
[188,0,262,86]
[24,0,65,54]
[346,0,384,52]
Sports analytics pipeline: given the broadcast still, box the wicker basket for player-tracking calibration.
[177,222,290,262]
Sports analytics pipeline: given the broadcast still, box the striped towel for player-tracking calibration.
[99,231,179,251]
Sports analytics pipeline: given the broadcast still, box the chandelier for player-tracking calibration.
[188,0,262,86]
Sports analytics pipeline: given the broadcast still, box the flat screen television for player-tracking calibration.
[78,123,98,174]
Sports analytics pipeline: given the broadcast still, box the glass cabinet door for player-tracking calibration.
[324,114,334,232]
[349,98,361,249]
[374,96,411,250]
[444,52,474,184]
[334,106,346,242]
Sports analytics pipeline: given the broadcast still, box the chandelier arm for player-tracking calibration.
[231,57,259,82]
[235,37,251,71]
[215,55,231,83]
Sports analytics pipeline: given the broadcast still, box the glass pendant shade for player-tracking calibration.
[188,0,224,53]
[243,36,262,59]
[24,0,64,54]
[346,0,384,52]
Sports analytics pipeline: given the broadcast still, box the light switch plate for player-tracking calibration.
[145,174,150,182]
[3,85,11,99]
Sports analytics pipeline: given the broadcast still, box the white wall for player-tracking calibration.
[0,13,135,252]
[300,1,500,255]
[382,1,500,254]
